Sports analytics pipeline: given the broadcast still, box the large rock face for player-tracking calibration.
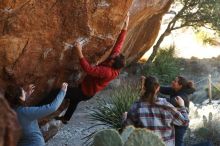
[0,0,173,145]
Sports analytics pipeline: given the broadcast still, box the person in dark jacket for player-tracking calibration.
[160,76,195,146]
[4,83,68,146]
[126,76,189,146]
[54,13,130,124]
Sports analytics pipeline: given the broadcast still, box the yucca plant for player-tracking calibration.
[89,85,140,130]
[83,85,140,146]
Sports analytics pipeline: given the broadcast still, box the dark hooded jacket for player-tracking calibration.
[160,86,195,109]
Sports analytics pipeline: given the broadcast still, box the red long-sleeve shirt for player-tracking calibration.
[80,30,127,96]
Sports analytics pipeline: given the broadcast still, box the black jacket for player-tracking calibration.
[160,86,195,109]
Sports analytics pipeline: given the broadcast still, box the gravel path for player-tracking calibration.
[46,89,111,146]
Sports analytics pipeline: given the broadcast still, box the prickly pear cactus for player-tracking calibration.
[93,129,123,146]
[93,127,165,146]
[121,126,135,144]
[203,115,208,127]
[124,128,166,146]
[208,112,213,123]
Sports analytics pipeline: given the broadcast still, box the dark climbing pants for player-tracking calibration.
[48,85,92,121]
[63,86,92,121]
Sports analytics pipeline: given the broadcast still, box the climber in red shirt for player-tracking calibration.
[55,13,129,124]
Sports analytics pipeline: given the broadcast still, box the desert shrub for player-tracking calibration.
[195,30,218,46]
[142,46,181,84]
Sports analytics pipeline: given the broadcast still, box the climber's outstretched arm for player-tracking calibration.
[109,12,129,57]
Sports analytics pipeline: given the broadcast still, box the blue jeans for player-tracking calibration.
[193,141,213,146]
[175,126,187,146]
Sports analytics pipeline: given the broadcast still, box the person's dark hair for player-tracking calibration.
[141,76,160,104]
[112,54,125,69]
[4,84,23,108]
[177,76,195,92]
